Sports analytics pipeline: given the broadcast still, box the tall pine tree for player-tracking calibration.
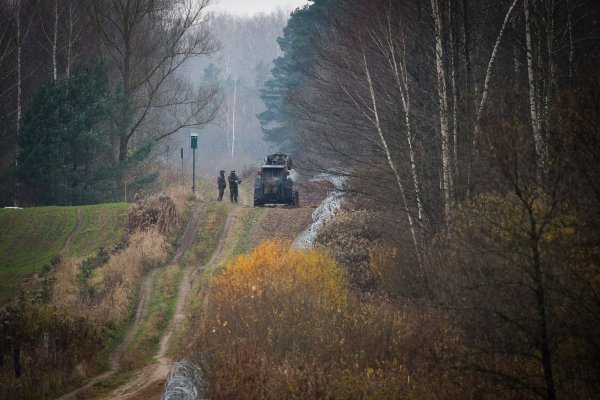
[258,0,335,148]
[18,61,120,205]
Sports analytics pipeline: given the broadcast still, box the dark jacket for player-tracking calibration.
[217,175,226,189]
[228,173,240,189]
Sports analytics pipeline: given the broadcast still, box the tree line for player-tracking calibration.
[174,10,289,175]
[262,0,600,398]
[0,0,220,206]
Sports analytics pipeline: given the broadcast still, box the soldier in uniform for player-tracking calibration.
[217,170,226,201]
[228,170,241,203]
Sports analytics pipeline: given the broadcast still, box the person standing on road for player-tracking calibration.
[217,170,226,201]
[228,170,241,203]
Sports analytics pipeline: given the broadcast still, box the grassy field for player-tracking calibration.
[122,264,183,370]
[184,201,231,267]
[0,203,129,300]
[66,204,130,258]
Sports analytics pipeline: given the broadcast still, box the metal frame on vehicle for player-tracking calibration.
[253,154,299,207]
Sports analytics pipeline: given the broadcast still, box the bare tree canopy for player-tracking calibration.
[87,0,221,161]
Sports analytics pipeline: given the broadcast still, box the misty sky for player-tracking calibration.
[212,0,310,15]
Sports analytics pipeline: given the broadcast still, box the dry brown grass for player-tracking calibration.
[51,229,169,328]
[93,229,168,326]
[164,184,192,216]
[51,259,80,307]
[128,194,179,235]
[0,193,181,400]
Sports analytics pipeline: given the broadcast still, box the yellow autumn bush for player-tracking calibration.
[203,239,348,361]
[195,239,418,399]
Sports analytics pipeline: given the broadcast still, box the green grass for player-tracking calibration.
[66,203,129,258]
[175,204,266,357]
[210,205,265,273]
[0,203,129,301]
[228,207,264,258]
[184,202,230,267]
[122,264,182,369]
[171,201,232,356]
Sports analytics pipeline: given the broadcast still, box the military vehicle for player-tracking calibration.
[253,152,299,207]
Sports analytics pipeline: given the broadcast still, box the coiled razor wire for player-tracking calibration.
[161,360,205,400]
[293,173,347,249]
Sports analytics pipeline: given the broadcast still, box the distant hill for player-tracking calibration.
[0,203,129,301]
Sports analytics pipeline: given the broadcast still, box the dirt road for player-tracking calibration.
[107,203,243,400]
[60,207,82,253]
[56,204,204,400]
[57,185,321,400]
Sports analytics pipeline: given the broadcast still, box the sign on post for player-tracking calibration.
[191,133,198,193]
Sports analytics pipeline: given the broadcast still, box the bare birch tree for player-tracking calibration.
[64,0,83,78]
[39,0,60,81]
[13,0,36,168]
[431,0,453,218]
[231,77,237,157]
[471,0,520,149]
[369,4,426,225]
[524,0,546,178]
[37,0,86,79]
[355,34,423,268]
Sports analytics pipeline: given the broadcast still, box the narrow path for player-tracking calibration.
[61,207,82,253]
[55,204,204,400]
[109,204,242,400]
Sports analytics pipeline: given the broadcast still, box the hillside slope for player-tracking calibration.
[0,203,129,300]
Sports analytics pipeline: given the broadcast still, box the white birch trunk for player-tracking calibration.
[448,0,459,181]
[231,78,237,158]
[568,4,574,83]
[544,0,556,136]
[379,11,425,225]
[52,0,58,81]
[472,0,519,147]
[66,0,75,78]
[225,98,231,153]
[359,39,423,269]
[513,17,520,92]
[16,0,21,156]
[431,0,452,218]
[524,0,546,176]
[13,0,22,205]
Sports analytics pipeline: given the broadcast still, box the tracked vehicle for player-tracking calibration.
[253,152,299,207]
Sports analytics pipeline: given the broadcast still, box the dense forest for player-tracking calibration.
[246,0,600,398]
[0,0,267,206]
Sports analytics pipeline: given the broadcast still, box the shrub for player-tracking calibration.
[128,193,178,234]
[202,239,348,362]
[431,193,600,399]
[94,229,168,326]
[194,239,417,399]
[0,301,105,399]
[315,209,382,291]
[317,207,428,299]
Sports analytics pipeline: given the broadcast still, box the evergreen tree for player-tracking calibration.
[18,61,120,205]
[254,60,270,88]
[258,0,335,147]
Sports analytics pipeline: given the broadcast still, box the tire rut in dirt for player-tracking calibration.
[54,204,204,400]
